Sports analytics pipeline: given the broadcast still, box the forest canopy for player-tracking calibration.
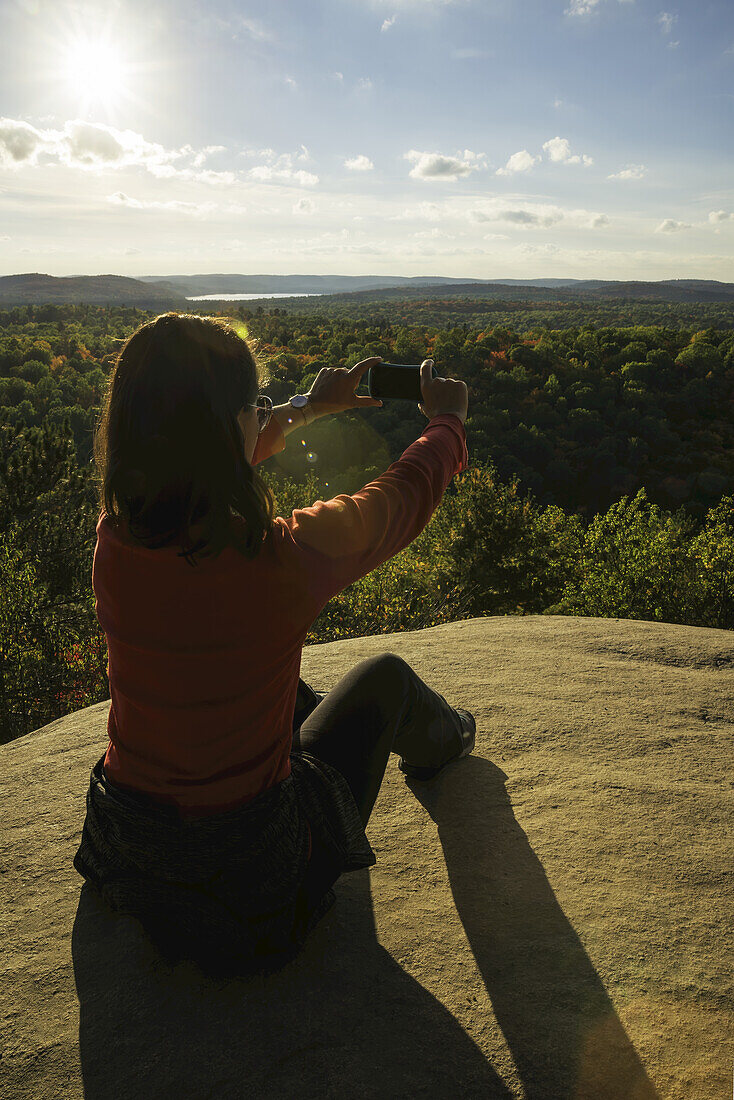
[0,299,732,745]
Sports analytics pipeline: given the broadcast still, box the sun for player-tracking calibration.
[63,36,128,113]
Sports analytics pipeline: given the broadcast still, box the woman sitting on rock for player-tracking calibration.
[73,311,474,976]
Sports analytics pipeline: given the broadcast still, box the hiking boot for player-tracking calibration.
[398,707,476,781]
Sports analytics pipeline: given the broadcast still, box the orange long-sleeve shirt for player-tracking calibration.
[95,413,469,820]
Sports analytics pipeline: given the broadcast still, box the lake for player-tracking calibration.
[185,292,325,301]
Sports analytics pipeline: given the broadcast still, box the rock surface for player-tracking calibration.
[1,614,732,1099]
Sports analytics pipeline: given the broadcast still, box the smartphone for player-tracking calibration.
[367,362,437,402]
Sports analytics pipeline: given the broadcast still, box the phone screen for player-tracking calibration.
[367,362,437,402]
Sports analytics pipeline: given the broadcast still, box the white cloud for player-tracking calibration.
[365,0,467,6]
[0,116,238,185]
[708,210,733,222]
[201,12,277,44]
[542,136,593,166]
[334,71,344,81]
[284,76,298,89]
[65,120,126,165]
[500,208,564,227]
[564,0,635,15]
[608,163,647,179]
[264,232,493,258]
[236,16,276,43]
[466,199,613,231]
[658,11,679,46]
[553,98,564,108]
[242,149,319,186]
[501,211,543,226]
[0,118,47,165]
[293,197,315,214]
[658,11,676,35]
[381,15,397,30]
[404,148,485,180]
[356,77,373,92]
[248,163,319,186]
[655,218,692,232]
[239,147,278,161]
[519,243,560,256]
[390,201,443,221]
[107,192,218,217]
[545,136,570,160]
[414,227,455,239]
[188,144,226,168]
[496,149,540,176]
[107,192,252,219]
[344,154,374,171]
[565,0,602,16]
[146,165,237,186]
[468,203,564,227]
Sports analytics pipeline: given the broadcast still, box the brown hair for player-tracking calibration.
[94,311,275,567]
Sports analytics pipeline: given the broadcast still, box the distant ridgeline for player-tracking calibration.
[2,272,734,310]
[0,274,188,308]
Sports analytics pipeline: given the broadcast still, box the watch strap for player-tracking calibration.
[292,394,316,425]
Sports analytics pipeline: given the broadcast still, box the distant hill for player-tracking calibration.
[306,278,734,306]
[567,279,734,302]
[140,273,734,304]
[2,272,734,307]
[139,273,601,297]
[0,274,187,307]
[137,273,522,296]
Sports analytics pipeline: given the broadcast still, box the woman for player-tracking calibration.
[73,311,474,977]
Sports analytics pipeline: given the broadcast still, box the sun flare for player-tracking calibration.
[63,36,127,112]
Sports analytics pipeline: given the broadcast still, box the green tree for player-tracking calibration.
[410,459,584,617]
[675,342,722,376]
[552,488,700,625]
[683,495,734,627]
[0,417,105,742]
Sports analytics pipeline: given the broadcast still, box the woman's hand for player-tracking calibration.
[305,357,384,416]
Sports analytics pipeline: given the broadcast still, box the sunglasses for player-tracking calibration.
[243,395,273,433]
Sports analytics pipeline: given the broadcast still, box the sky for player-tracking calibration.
[1,0,733,281]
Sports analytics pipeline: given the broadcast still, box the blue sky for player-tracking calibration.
[1,0,733,279]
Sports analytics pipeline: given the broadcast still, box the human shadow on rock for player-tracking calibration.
[73,865,512,1100]
[405,756,661,1100]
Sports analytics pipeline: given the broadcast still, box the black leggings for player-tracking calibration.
[291,653,465,830]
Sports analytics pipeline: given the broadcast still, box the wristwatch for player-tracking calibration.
[289,393,317,426]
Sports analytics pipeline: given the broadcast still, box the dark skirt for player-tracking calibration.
[73,745,376,977]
